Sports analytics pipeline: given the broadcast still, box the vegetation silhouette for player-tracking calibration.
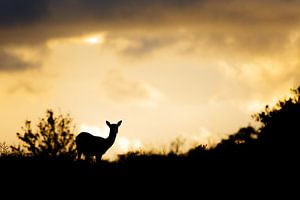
[254,87,300,155]
[213,86,300,161]
[76,120,122,162]
[11,109,76,159]
[0,86,299,192]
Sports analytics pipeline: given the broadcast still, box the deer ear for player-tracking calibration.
[117,120,122,126]
[106,121,111,126]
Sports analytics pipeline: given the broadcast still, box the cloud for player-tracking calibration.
[103,32,183,59]
[104,136,142,160]
[1,0,300,89]
[6,81,42,95]
[0,0,198,45]
[119,37,176,57]
[1,0,300,47]
[101,69,164,105]
[0,0,48,26]
[0,0,200,28]
[0,50,39,72]
[115,136,142,154]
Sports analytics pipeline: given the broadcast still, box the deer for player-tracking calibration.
[76,120,122,162]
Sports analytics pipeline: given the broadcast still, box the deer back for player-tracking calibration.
[76,132,109,155]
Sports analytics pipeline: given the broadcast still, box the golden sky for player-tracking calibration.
[1,0,300,158]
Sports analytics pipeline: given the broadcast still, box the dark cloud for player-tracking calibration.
[1,0,300,46]
[7,81,41,94]
[1,0,300,74]
[0,0,202,45]
[0,50,38,72]
[116,36,178,57]
[0,0,49,27]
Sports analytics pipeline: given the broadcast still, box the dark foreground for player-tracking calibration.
[0,152,297,198]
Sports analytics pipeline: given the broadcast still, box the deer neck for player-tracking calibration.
[106,130,117,146]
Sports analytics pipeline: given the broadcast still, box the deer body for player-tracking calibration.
[76,120,122,161]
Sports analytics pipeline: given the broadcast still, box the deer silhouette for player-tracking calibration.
[76,120,122,162]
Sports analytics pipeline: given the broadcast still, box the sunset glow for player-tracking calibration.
[83,34,105,45]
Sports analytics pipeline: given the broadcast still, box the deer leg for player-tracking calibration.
[96,154,102,163]
[85,155,91,162]
[77,151,82,160]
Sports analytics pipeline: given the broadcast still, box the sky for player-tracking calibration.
[1,0,300,159]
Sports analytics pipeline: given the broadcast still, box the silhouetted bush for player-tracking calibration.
[254,86,300,155]
[0,142,10,157]
[214,126,258,154]
[11,109,76,159]
[186,144,208,157]
[209,86,300,159]
[168,136,186,155]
